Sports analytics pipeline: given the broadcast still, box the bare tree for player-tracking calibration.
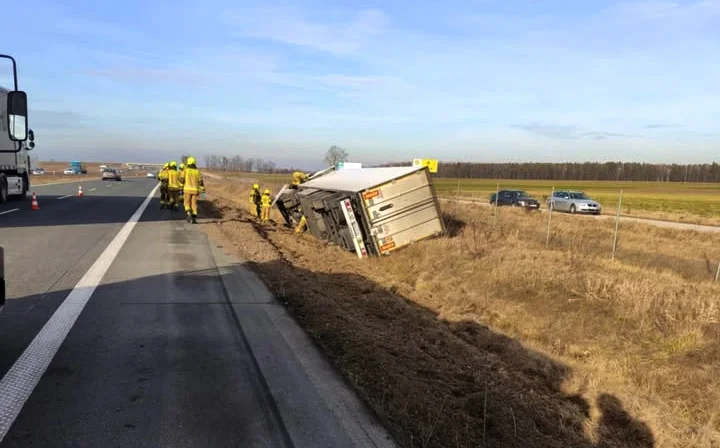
[323,145,349,167]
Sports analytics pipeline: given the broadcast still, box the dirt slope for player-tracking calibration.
[193,177,720,447]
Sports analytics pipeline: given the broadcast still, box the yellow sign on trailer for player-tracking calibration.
[412,158,438,173]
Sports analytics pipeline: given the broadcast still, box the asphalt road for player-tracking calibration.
[0,178,394,447]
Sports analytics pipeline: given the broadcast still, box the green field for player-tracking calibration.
[433,178,720,222]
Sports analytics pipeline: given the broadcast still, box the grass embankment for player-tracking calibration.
[198,175,720,448]
[434,178,720,226]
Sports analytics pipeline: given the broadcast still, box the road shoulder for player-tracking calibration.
[207,232,397,448]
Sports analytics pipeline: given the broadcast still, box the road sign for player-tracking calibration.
[412,158,438,173]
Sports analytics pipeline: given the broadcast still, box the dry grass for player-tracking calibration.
[199,176,720,447]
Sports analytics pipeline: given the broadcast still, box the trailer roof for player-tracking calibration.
[300,166,425,193]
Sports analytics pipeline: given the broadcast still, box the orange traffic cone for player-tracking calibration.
[31,192,40,211]
[78,185,83,197]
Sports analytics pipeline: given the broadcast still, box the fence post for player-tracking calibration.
[612,189,623,260]
[492,182,499,230]
[715,259,720,282]
[546,187,554,247]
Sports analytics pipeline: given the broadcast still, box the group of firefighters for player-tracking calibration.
[158,162,307,227]
[248,183,272,223]
[248,171,309,226]
[158,157,205,224]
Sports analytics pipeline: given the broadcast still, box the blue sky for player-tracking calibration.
[1,0,719,167]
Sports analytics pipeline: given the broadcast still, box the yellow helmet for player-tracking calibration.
[170,161,177,168]
[179,163,185,170]
[186,156,196,166]
[253,183,259,189]
[163,163,169,169]
[263,188,271,195]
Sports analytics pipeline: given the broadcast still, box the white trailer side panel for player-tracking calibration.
[358,168,444,255]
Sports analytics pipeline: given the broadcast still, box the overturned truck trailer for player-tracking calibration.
[275,166,446,257]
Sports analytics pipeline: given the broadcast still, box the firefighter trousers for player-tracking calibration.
[261,205,270,222]
[168,189,180,209]
[184,193,199,216]
[160,185,169,207]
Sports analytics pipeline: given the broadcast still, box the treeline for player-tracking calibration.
[436,162,720,182]
[203,155,294,173]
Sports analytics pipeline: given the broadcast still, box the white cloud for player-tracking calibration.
[610,0,720,20]
[87,67,222,85]
[226,8,389,54]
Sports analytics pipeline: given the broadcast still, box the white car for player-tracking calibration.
[101,168,122,181]
[547,191,602,215]
[32,168,45,175]
[63,168,76,175]
[146,172,156,178]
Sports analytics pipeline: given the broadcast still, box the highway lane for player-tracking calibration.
[0,179,393,447]
[0,179,159,377]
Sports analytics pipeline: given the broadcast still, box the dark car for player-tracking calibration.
[489,189,541,210]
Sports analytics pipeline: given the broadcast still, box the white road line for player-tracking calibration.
[57,194,73,200]
[0,183,159,442]
[89,188,97,192]
[0,208,19,216]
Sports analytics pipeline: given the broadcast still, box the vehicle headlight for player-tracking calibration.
[518,200,525,205]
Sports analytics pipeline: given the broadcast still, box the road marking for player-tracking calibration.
[0,183,159,442]
[0,208,19,216]
[89,188,97,192]
[57,194,73,200]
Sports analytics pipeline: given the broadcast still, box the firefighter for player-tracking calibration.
[260,188,272,223]
[292,171,309,186]
[294,215,307,234]
[250,183,262,218]
[180,156,204,223]
[158,163,170,209]
[167,161,181,211]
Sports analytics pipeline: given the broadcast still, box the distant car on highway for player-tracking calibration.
[146,172,156,178]
[63,168,76,175]
[548,191,601,214]
[32,168,45,175]
[489,189,541,210]
[101,167,122,181]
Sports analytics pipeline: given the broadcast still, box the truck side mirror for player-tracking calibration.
[7,91,28,141]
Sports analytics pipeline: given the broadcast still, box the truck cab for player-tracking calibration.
[0,54,30,312]
[0,55,32,204]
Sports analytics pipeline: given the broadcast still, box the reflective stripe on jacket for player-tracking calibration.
[168,169,180,190]
[261,194,271,207]
[182,168,203,194]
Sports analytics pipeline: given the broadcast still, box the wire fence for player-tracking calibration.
[441,181,720,283]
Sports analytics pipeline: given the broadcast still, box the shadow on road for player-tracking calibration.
[0,265,291,447]
[0,186,191,229]
[0,254,656,448]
